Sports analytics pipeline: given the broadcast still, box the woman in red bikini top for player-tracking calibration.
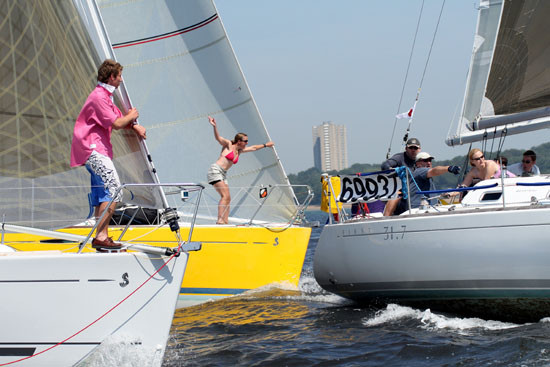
[207,116,274,224]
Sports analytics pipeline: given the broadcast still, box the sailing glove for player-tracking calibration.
[448,165,460,175]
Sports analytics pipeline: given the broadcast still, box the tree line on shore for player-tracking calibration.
[288,142,550,205]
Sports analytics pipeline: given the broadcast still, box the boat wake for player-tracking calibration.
[78,334,164,367]
[229,275,350,306]
[362,303,520,333]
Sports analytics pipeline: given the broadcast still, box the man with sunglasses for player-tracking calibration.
[381,138,421,171]
[383,152,460,216]
[507,150,540,177]
[376,138,422,214]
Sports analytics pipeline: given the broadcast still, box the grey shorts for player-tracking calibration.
[207,163,227,185]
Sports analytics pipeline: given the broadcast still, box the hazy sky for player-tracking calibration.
[215,1,550,174]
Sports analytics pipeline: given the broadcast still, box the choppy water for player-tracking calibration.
[161,211,550,366]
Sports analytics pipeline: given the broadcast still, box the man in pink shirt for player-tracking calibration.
[70,59,146,250]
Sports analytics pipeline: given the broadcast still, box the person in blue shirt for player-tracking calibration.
[383,152,460,216]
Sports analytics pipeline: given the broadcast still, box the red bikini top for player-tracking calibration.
[225,150,239,164]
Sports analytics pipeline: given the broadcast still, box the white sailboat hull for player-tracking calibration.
[314,206,550,321]
[0,251,187,366]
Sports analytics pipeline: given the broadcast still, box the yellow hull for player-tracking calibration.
[5,225,311,307]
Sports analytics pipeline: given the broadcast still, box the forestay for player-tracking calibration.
[0,1,163,229]
[447,0,550,146]
[97,0,298,223]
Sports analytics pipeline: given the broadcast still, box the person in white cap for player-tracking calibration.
[383,152,460,216]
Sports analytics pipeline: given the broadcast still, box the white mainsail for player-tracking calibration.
[97,0,298,223]
[0,1,164,229]
[447,0,550,146]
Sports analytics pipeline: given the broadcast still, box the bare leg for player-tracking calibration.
[95,201,118,240]
[383,198,400,217]
[213,181,231,224]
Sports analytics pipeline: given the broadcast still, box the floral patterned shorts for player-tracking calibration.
[85,151,123,204]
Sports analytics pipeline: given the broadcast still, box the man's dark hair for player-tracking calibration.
[97,59,123,83]
[495,156,508,166]
[523,150,536,161]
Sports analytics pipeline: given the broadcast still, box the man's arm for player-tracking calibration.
[112,107,139,129]
[381,154,401,170]
[427,165,460,178]
[131,124,146,139]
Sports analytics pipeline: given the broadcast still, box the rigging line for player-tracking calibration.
[386,0,425,159]
[402,0,447,141]
[418,0,446,90]
[488,126,498,159]
[497,128,507,153]
[481,131,488,155]
[457,143,472,187]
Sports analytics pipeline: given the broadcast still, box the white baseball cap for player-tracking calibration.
[416,152,434,161]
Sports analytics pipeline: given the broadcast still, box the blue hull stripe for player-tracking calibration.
[179,287,249,295]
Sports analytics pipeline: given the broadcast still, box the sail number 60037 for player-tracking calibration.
[383,225,406,240]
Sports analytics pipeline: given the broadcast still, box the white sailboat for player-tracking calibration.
[62,0,311,306]
[0,1,196,365]
[313,0,550,322]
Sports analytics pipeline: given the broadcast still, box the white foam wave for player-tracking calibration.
[363,304,520,333]
[231,277,350,306]
[299,273,325,294]
[298,273,351,305]
[78,334,163,367]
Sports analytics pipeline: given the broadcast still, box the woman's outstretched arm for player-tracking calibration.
[208,116,231,147]
[243,141,274,153]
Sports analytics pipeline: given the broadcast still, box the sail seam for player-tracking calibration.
[227,162,279,179]
[147,98,253,130]
[112,14,219,49]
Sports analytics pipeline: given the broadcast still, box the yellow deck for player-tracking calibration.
[4,225,311,306]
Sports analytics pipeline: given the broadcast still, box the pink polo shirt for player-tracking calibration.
[70,85,122,167]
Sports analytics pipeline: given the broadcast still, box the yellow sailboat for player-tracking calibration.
[1,0,311,307]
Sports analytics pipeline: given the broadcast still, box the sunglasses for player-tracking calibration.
[407,146,419,150]
[472,155,484,161]
[522,160,532,164]
[241,140,249,143]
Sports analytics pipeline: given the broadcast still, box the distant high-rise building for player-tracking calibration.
[312,121,348,172]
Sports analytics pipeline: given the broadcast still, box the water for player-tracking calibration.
[162,211,550,366]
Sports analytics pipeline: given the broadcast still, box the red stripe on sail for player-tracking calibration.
[113,15,219,49]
